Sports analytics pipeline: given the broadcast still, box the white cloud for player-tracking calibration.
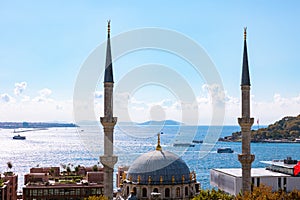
[0,93,15,103]
[94,91,103,99]
[1,82,300,125]
[39,88,52,98]
[33,88,53,102]
[14,82,27,96]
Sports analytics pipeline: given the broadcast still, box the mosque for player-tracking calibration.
[121,134,200,199]
[100,21,200,199]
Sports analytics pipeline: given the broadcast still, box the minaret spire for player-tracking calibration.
[238,27,255,194]
[156,133,162,151]
[104,20,114,83]
[100,20,118,200]
[241,27,250,86]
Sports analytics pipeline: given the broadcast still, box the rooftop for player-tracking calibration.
[212,168,290,178]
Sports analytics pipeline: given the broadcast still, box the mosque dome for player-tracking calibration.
[126,147,191,185]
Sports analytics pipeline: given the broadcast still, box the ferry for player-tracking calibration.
[13,134,26,140]
[173,143,195,147]
[217,147,234,153]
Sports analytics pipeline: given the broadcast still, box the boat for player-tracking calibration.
[192,140,203,144]
[173,143,195,147]
[13,135,26,140]
[217,147,233,153]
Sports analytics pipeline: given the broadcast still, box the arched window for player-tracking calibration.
[153,188,158,193]
[126,186,129,196]
[176,187,180,197]
[133,187,137,194]
[142,188,147,197]
[165,188,170,198]
[185,186,188,196]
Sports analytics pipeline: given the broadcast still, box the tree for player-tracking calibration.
[85,195,108,200]
[67,166,71,175]
[7,161,12,172]
[75,165,80,175]
[235,184,300,200]
[93,165,98,172]
[193,189,234,200]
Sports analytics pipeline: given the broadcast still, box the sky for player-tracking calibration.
[0,1,299,125]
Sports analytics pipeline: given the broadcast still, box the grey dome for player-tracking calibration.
[127,150,191,185]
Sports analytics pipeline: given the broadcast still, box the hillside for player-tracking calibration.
[138,120,183,126]
[226,114,300,142]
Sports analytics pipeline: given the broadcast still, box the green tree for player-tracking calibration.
[93,165,98,171]
[193,189,234,200]
[85,195,108,200]
[67,166,71,175]
[7,161,12,172]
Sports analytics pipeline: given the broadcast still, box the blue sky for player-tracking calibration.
[0,1,299,124]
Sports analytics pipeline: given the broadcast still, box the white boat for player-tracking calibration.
[13,134,26,140]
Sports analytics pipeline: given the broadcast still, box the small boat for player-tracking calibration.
[13,135,26,140]
[192,140,203,144]
[217,147,233,153]
[173,143,195,147]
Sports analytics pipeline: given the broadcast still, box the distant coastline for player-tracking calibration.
[219,114,300,143]
[0,122,77,129]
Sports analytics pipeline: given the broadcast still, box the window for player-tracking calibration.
[257,178,260,187]
[32,189,37,196]
[142,188,147,197]
[153,188,158,193]
[283,177,287,192]
[185,186,188,196]
[176,187,180,197]
[278,177,282,189]
[165,188,170,198]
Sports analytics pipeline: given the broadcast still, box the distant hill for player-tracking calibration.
[227,114,300,142]
[138,120,183,126]
[0,122,77,129]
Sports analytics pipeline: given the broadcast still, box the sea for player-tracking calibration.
[1,125,300,192]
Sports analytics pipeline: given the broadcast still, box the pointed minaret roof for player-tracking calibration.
[241,27,251,86]
[104,20,114,83]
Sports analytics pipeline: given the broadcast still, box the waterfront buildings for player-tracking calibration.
[211,158,300,195]
[0,172,18,200]
[22,166,104,200]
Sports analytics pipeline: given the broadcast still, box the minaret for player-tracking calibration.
[238,27,255,193]
[100,20,118,199]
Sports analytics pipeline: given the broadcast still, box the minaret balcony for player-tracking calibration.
[238,154,255,165]
[100,117,117,126]
[238,117,254,127]
[100,155,118,168]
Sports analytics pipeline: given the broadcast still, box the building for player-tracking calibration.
[211,158,300,195]
[22,166,104,200]
[120,134,200,199]
[0,172,18,200]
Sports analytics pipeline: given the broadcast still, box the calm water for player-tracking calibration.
[1,125,300,192]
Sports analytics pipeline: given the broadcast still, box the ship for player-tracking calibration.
[13,134,26,140]
[217,147,234,153]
